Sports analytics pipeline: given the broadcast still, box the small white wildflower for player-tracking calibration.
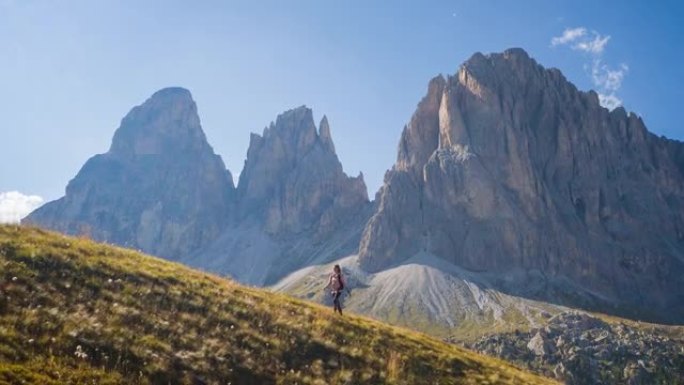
[74,345,88,359]
[11,277,17,281]
[230,325,234,330]
[107,278,113,284]
[28,339,34,344]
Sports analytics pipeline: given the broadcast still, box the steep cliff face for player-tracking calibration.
[236,107,368,237]
[359,48,684,322]
[183,107,371,285]
[24,88,235,260]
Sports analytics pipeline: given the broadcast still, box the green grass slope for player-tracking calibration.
[0,225,556,385]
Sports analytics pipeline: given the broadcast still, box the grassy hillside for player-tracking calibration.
[0,225,556,385]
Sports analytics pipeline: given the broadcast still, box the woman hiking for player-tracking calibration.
[325,264,346,315]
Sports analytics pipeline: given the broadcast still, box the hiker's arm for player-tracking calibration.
[324,274,332,289]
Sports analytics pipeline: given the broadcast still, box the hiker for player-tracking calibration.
[325,264,346,315]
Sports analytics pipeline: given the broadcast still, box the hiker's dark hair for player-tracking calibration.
[333,264,341,272]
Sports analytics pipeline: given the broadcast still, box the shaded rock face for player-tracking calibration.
[186,107,371,285]
[236,107,368,238]
[359,48,684,323]
[24,88,235,260]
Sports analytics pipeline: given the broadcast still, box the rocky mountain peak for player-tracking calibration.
[25,88,235,261]
[238,106,344,207]
[360,48,684,323]
[109,87,210,157]
[184,107,371,285]
[263,106,318,155]
[236,106,368,235]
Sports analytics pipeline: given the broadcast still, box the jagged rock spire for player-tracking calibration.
[236,106,368,235]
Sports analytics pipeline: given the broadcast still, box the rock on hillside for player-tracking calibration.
[466,312,684,385]
[182,107,371,285]
[24,88,235,261]
[358,48,684,323]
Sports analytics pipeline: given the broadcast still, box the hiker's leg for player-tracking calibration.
[333,292,340,313]
[335,291,342,314]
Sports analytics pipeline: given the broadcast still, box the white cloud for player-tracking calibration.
[573,33,610,54]
[592,60,628,92]
[551,27,610,55]
[551,26,626,110]
[598,93,623,110]
[551,27,587,46]
[0,191,44,224]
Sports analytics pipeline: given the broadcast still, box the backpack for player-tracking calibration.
[332,273,344,291]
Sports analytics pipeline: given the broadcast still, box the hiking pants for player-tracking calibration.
[332,290,342,310]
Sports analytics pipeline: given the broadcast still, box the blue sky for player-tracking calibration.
[1,0,683,219]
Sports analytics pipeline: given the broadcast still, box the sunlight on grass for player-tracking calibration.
[0,225,557,384]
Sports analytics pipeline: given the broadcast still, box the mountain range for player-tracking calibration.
[21,47,684,384]
[23,48,684,374]
[27,48,684,326]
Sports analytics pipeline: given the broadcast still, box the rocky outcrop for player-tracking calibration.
[24,88,235,260]
[236,106,368,237]
[359,48,684,323]
[182,107,371,285]
[467,312,684,385]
